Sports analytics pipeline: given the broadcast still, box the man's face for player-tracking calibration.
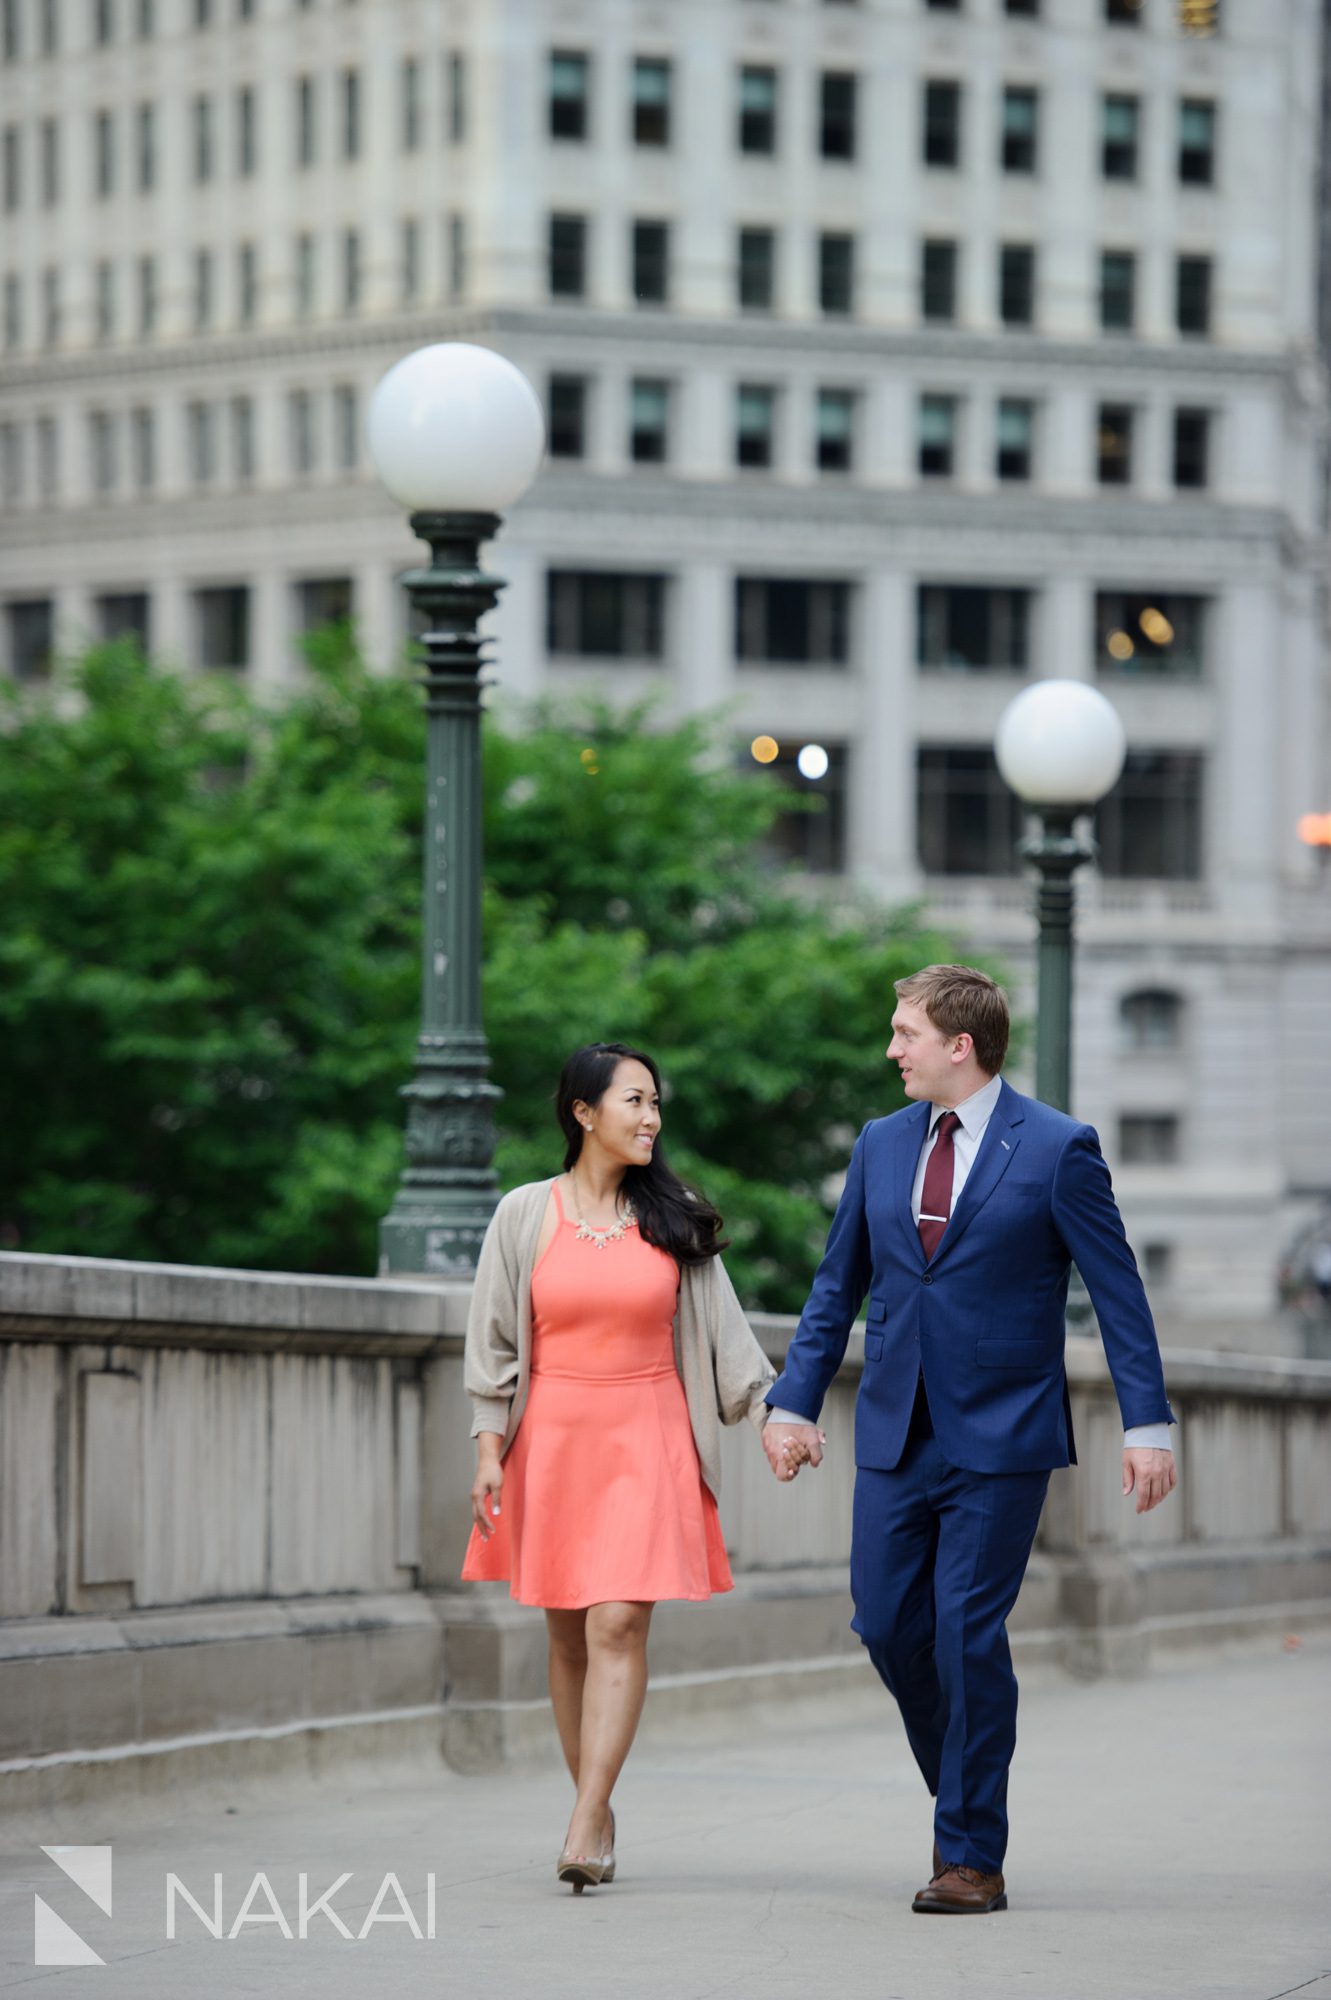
[886,999,963,1104]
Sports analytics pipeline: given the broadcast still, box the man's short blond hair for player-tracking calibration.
[894,965,1010,1077]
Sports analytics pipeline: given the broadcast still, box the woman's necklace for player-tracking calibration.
[568,1171,636,1249]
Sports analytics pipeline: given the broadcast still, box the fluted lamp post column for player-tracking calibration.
[994,680,1127,1116]
[368,342,545,1275]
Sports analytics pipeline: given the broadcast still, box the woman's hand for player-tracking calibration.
[471,1439,504,1537]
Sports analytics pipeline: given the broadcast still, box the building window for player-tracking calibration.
[917,586,1030,671]
[1099,753,1204,878]
[195,0,210,26]
[1119,1115,1180,1165]
[999,243,1034,326]
[89,409,117,492]
[42,266,60,344]
[739,66,777,155]
[295,231,316,317]
[819,231,854,314]
[1177,0,1218,36]
[238,242,257,325]
[447,52,466,142]
[186,400,216,482]
[1179,99,1215,184]
[41,0,58,55]
[632,57,670,146]
[94,108,114,196]
[192,94,212,181]
[94,259,114,340]
[40,118,58,206]
[400,216,419,303]
[289,388,315,474]
[546,570,667,658]
[401,57,421,152]
[296,77,316,167]
[2,0,18,56]
[816,388,855,474]
[136,102,154,190]
[1,124,19,211]
[1095,592,1205,677]
[738,228,776,312]
[333,385,358,471]
[2,275,18,348]
[1102,93,1138,179]
[1176,254,1211,336]
[130,406,153,489]
[917,747,1023,876]
[1120,989,1184,1052]
[298,577,353,632]
[94,0,112,42]
[995,399,1034,482]
[922,239,957,322]
[97,592,150,646]
[1005,0,1039,13]
[1097,404,1133,485]
[735,578,851,665]
[1105,0,1142,20]
[550,50,589,140]
[1172,407,1209,489]
[548,374,586,459]
[193,247,213,330]
[1100,250,1136,332]
[918,394,957,477]
[629,378,669,464]
[819,72,857,160]
[632,220,669,305]
[8,600,55,681]
[135,255,155,334]
[926,0,961,9]
[341,70,360,159]
[924,80,961,167]
[195,586,250,670]
[37,413,59,498]
[231,395,254,481]
[342,228,360,311]
[0,420,20,502]
[735,384,776,469]
[237,86,256,175]
[549,214,586,299]
[1001,86,1037,172]
[447,213,466,298]
[763,743,848,874]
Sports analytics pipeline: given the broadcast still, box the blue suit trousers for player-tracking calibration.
[850,1400,1049,1876]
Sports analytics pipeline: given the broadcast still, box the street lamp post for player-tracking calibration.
[367,342,545,1276]
[994,680,1127,1115]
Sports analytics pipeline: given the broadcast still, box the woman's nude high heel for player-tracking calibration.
[556,1807,615,1893]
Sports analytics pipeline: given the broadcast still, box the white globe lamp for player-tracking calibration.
[995,679,1126,809]
[368,342,546,515]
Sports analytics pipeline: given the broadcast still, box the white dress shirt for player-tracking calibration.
[771,1074,1172,1453]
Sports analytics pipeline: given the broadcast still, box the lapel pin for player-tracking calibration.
[1000,1139,1010,1150]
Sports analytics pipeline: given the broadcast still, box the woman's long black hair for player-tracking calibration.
[555,1043,726,1266]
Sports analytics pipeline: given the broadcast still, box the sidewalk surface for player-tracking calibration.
[1,1634,1328,2000]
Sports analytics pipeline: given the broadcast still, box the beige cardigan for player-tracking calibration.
[464,1177,775,1500]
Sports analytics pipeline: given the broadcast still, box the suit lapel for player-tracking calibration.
[929,1079,1026,1265]
[893,1101,931,1266]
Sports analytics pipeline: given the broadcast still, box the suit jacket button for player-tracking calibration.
[921,1273,933,1285]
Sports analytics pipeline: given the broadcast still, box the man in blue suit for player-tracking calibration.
[763,964,1176,1914]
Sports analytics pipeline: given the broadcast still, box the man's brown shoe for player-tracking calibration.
[912,1864,1007,1914]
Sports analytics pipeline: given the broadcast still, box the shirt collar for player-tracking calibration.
[929,1072,1003,1142]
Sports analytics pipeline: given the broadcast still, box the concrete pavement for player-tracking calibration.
[1,1634,1328,2000]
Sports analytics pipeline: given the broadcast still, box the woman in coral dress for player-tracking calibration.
[462,1042,779,1891]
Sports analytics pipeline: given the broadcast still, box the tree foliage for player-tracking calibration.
[0,635,1001,1308]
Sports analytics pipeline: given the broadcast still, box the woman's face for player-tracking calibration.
[577,1058,661,1169]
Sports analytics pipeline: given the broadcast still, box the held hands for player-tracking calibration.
[1122,1446,1176,1515]
[762,1422,826,1484]
[470,1438,504,1537]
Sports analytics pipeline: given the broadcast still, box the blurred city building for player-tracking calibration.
[1,0,1329,1334]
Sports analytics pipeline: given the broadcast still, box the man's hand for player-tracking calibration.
[1122,1446,1176,1515]
[762,1423,826,1483]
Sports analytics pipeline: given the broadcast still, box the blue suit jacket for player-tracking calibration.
[768,1079,1175,1475]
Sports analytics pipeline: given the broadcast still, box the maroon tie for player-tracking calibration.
[918,1111,962,1261]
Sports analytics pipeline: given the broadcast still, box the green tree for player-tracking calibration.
[0,639,1000,1308]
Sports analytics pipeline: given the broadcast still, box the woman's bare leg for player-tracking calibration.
[545,1608,589,1785]
[562,1601,653,1859]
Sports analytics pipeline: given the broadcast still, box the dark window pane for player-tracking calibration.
[922,238,957,321]
[739,66,777,154]
[1120,989,1184,1051]
[924,80,960,167]
[917,747,1024,876]
[1172,407,1209,489]
[545,570,667,658]
[1001,86,1037,172]
[195,585,249,670]
[917,586,1031,670]
[1097,404,1133,484]
[1097,752,1204,879]
[549,213,586,297]
[1176,254,1211,335]
[548,374,586,458]
[734,578,852,665]
[1179,98,1215,184]
[999,243,1035,325]
[633,220,669,304]
[1100,250,1136,331]
[918,394,956,477]
[549,50,589,140]
[738,228,775,311]
[629,378,669,464]
[633,57,670,146]
[298,577,353,631]
[816,389,854,473]
[1105,0,1143,20]
[1119,1115,1180,1164]
[1102,93,1138,179]
[97,592,150,646]
[761,741,847,873]
[820,72,857,160]
[1095,592,1206,677]
[819,232,854,314]
[8,598,54,680]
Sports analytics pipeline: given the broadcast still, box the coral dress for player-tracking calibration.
[461,1184,734,1608]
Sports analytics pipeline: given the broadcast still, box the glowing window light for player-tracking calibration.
[1106,630,1135,661]
[750,734,779,764]
[797,743,830,781]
